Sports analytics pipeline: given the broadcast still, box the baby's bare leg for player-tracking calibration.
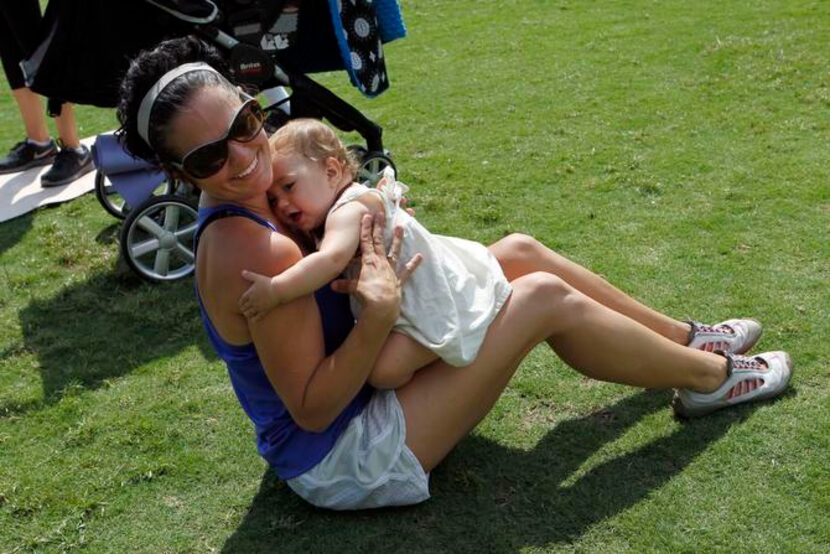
[368,331,439,389]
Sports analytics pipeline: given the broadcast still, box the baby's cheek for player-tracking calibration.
[274,210,291,227]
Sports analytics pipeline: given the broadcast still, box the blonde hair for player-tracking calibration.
[270,119,359,178]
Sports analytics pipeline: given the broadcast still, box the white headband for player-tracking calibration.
[136,62,224,147]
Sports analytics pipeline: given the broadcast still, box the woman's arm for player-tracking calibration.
[239,202,368,319]
[247,214,414,431]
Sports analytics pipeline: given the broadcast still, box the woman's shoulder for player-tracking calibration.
[197,215,306,343]
[200,215,302,277]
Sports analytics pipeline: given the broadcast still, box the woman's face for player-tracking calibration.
[165,85,272,203]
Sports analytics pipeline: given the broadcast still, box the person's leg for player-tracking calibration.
[11,88,49,142]
[368,331,439,389]
[396,272,728,471]
[54,103,81,148]
[490,234,691,343]
[41,102,94,187]
[0,88,57,173]
[0,0,50,143]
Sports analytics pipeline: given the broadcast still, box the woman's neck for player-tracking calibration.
[199,190,315,251]
[200,191,276,223]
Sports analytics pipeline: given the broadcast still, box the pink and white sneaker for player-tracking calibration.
[687,319,762,355]
[672,351,793,418]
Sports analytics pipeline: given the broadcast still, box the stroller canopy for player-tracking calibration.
[22,0,406,108]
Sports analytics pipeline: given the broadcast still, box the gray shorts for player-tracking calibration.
[286,390,430,510]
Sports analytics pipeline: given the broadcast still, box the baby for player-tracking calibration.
[239,119,512,388]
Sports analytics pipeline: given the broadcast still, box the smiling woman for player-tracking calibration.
[115,35,793,511]
[166,94,265,179]
[164,85,272,201]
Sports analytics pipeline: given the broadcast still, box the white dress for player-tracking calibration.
[329,178,512,366]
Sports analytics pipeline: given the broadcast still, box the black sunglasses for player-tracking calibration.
[170,97,265,179]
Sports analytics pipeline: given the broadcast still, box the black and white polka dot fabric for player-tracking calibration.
[334,0,389,96]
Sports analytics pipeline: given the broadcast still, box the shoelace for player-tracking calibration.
[695,323,736,336]
[725,354,766,400]
[690,322,737,352]
[731,355,767,371]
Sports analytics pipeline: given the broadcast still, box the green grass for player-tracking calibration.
[1,0,828,552]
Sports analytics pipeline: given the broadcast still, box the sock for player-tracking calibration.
[61,144,87,155]
[27,138,53,148]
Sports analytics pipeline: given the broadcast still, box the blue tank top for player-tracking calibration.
[194,204,372,479]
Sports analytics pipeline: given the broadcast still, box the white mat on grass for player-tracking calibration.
[0,136,97,223]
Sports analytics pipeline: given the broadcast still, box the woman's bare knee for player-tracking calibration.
[514,272,590,336]
[523,271,572,304]
[491,233,542,268]
[490,233,572,281]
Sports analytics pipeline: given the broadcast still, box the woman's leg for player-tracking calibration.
[489,234,691,344]
[396,272,727,471]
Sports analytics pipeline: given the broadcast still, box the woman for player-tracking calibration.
[116,37,792,510]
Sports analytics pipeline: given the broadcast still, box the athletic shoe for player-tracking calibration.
[41,141,94,187]
[687,319,762,355]
[0,138,57,174]
[672,351,793,418]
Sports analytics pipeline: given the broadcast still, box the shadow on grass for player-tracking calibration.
[222,390,758,553]
[9,271,211,415]
[0,212,33,257]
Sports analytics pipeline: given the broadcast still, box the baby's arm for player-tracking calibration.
[239,201,370,319]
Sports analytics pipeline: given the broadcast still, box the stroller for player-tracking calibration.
[28,0,405,282]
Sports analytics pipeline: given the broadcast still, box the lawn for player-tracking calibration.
[1,1,828,552]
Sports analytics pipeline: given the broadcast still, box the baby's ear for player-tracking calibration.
[325,156,343,182]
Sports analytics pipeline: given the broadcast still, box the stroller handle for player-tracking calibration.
[289,72,383,152]
[196,25,382,152]
[197,26,290,86]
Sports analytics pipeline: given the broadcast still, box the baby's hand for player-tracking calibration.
[239,270,281,321]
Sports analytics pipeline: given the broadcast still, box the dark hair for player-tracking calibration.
[116,35,235,164]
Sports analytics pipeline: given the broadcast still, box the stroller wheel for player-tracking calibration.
[95,171,130,219]
[95,170,180,220]
[358,152,396,187]
[120,194,199,283]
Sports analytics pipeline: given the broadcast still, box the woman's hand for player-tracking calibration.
[331,213,421,324]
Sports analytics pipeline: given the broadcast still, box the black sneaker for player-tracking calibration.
[41,141,95,188]
[0,138,57,174]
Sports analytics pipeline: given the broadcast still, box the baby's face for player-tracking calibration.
[269,152,339,231]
